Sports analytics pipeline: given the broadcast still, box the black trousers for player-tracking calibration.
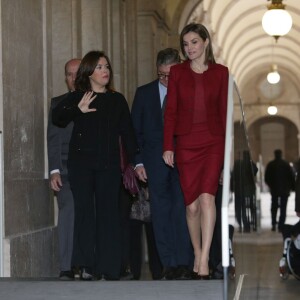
[129,219,162,280]
[235,195,249,230]
[68,164,121,278]
[119,185,132,276]
[271,195,288,229]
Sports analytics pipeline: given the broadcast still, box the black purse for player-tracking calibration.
[130,185,151,222]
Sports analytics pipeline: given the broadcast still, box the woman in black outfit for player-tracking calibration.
[52,50,138,280]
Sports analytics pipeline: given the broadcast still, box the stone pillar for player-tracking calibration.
[51,0,82,95]
[137,9,170,87]
[79,0,138,105]
[1,0,58,277]
[111,0,138,105]
[81,0,110,54]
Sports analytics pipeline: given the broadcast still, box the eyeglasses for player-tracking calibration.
[157,73,170,80]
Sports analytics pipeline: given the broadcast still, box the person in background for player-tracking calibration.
[279,157,300,278]
[163,23,229,279]
[232,150,258,233]
[265,149,295,232]
[47,58,81,280]
[131,48,193,280]
[52,50,138,280]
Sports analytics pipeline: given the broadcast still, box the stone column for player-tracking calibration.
[81,0,110,54]
[111,0,138,105]
[1,0,57,277]
[51,0,82,95]
[137,9,170,87]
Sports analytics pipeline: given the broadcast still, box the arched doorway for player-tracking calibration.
[248,116,298,166]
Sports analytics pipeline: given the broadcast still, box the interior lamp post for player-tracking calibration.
[262,0,293,41]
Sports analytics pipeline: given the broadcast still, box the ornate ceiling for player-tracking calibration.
[174,0,300,126]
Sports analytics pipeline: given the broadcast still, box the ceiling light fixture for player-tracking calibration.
[262,0,293,41]
[267,105,278,115]
[267,64,280,84]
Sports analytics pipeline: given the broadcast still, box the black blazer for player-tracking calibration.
[52,90,138,170]
[265,158,295,197]
[131,79,163,166]
[47,92,73,177]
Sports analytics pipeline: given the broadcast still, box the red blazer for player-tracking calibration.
[163,60,229,152]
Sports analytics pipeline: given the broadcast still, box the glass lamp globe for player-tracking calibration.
[267,106,278,115]
[267,70,280,84]
[262,6,292,38]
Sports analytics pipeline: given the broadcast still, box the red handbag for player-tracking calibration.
[119,137,139,196]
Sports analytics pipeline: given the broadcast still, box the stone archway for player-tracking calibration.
[247,116,299,165]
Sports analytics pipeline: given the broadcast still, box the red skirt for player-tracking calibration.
[175,122,225,206]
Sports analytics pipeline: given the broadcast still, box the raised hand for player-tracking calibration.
[78,91,97,113]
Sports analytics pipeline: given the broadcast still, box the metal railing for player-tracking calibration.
[222,76,258,299]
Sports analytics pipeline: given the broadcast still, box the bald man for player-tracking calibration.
[47,58,81,280]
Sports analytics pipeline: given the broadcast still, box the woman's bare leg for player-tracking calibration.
[186,198,201,272]
[198,193,216,275]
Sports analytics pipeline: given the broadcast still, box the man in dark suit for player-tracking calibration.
[47,58,81,280]
[265,149,295,232]
[131,48,192,280]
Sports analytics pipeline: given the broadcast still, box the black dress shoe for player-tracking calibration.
[59,270,74,281]
[212,263,224,280]
[72,266,81,279]
[199,274,210,280]
[161,267,176,280]
[174,266,191,280]
[120,271,134,280]
[212,270,223,280]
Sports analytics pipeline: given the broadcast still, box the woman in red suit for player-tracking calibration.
[163,23,228,279]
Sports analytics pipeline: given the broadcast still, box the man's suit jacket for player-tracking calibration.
[131,79,164,168]
[163,60,229,152]
[265,157,295,197]
[47,93,73,177]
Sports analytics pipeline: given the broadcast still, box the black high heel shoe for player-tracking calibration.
[191,271,201,280]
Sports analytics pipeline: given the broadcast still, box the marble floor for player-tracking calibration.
[228,192,300,299]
